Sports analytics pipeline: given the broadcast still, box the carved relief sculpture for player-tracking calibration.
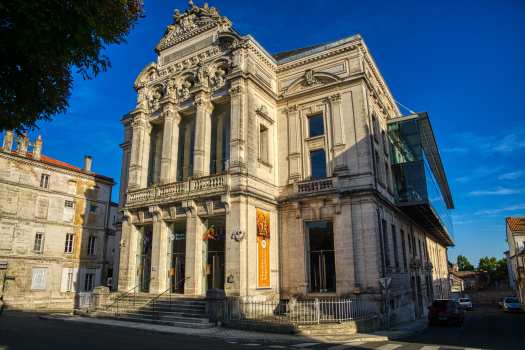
[212,68,226,89]
[179,80,192,101]
[195,61,209,88]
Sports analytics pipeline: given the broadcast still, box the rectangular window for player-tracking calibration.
[66,270,73,292]
[375,151,382,182]
[87,237,96,255]
[90,205,97,213]
[401,229,407,268]
[65,234,74,253]
[311,150,327,180]
[31,268,47,290]
[308,114,324,137]
[85,273,94,291]
[382,220,391,267]
[40,174,50,189]
[64,200,74,208]
[418,239,422,259]
[259,124,269,163]
[385,162,390,189]
[34,233,43,252]
[392,225,399,268]
[372,113,379,140]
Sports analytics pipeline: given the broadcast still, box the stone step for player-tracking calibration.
[129,310,208,319]
[120,313,210,323]
[292,322,357,335]
[81,313,214,329]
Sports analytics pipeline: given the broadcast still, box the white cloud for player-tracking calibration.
[499,171,525,180]
[449,127,525,157]
[474,204,525,216]
[468,187,523,196]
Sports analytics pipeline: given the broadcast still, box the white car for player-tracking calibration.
[458,298,473,310]
[503,297,524,313]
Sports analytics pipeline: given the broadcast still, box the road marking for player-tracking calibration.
[420,347,440,350]
[377,345,402,350]
[269,347,287,349]
[245,344,260,346]
[292,344,320,348]
[226,342,237,344]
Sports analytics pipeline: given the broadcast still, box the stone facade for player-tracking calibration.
[0,132,116,310]
[115,2,454,326]
[505,217,525,302]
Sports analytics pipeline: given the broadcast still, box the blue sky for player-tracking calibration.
[6,0,524,266]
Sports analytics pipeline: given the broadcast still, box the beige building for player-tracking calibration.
[505,217,525,302]
[0,132,116,310]
[115,2,455,326]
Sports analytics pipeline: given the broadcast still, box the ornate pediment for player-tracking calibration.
[282,69,341,97]
[156,2,223,53]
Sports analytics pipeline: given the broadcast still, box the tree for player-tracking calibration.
[457,255,475,271]
[478,256,508,282]
[478,256,497,275]
[0,1,145,134]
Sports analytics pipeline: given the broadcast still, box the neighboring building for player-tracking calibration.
[506,217,525,302]
[450,270,464,300]
[0,132,116,310]
[503,250,516,290]
[115,2,455,326]
[453,270,490,291]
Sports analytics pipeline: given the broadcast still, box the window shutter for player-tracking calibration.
[60,268,69,292]
[79,268,86,291]
[72,268,79,292]
[94,269,101,288]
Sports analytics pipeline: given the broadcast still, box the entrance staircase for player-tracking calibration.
[82,293,215,329]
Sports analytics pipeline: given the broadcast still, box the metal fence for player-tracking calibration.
[78,292,93,310]
[225,298,375,325]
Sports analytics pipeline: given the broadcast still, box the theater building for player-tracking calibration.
[115,2,454,325]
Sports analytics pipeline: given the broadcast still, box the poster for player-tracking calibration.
[256,208,271,288]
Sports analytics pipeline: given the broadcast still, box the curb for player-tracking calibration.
[378,323,429,340]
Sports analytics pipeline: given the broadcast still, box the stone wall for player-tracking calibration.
[463,290,516,304]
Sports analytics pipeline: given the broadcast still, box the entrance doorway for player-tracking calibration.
[201,216,226,293]
[307,221,336,293]
[167,221,186,293]
[136,225,153,292]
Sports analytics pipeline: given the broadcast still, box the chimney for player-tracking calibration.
[33,135,43,161]
[2,130,14,152]
[17,133,29,157]
[84,156,92,174]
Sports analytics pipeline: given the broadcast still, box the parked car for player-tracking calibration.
[499,298,504,309]
[428,299,465,326]
[502,297,524,313]
[458,298,473,311]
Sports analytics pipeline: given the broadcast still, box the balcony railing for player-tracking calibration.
[126,173,229,205]
[294,177,339,195]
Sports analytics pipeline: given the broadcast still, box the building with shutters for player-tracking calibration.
[115,2,455,326]
[0,132,116,310]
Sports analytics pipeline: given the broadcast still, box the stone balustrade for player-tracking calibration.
[294,176,339,195]
[126,173,229,205]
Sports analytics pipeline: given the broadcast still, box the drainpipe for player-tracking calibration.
[363,56,389,329]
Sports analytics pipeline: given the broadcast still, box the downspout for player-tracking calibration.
[363,56,388,329]
[101,185,113,287]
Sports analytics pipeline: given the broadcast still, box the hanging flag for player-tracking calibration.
[256,208,271,288]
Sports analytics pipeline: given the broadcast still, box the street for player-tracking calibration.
[0,304,523,350]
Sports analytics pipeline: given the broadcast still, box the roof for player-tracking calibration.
[272,42,328,61]
[507,217,525,231]
[450,274,464,281]
[0,148,115,182]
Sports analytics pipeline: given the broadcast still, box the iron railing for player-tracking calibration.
[105,277,154,315]
[225,298,375,325]
[136,277,191,320]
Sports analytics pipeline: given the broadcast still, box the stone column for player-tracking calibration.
[228,84,245,172]
[149,206,168,293]
[330,93,348,174]
[183,200,202,295]
[224,195,248,297]
[216,114,225,172]
[160,105,181,183]
[183,122,194,179]
[128,114,147,189]
[118,212,138,291]
[140,123,153,188]
[285,105,301,183]
[193,93,214,177]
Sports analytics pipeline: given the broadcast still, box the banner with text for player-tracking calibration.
[256,208,271,288]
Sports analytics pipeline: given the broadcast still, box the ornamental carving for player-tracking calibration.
[193,98,207,108]
[164,2,221,38]
[179,80,192,101]
[229,85,244,96]
[194,60,209,88]
[304,69,319,86]
[330,93,341,102]
[212,68,226,89]
[149,91,162,111]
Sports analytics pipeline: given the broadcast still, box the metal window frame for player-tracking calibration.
[65,234,74,253]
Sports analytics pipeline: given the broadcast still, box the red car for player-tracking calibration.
[428,299,464,327]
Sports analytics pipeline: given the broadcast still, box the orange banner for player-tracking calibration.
[257,209,270,288]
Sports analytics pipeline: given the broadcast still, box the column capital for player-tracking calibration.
[193,97,214,114]
[162,109,181,124]
[229,85,244,97]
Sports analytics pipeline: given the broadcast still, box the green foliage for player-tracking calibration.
[457,255,475,271]
[0,0,145,134]
[478,256,508,281]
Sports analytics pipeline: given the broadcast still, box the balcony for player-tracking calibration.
[388,112,454,247]
[126,173,229,207]
[294,176,339,196]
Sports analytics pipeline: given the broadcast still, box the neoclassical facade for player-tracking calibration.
[115,2,455,325]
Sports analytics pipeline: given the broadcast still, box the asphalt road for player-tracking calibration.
[0,304,523,350]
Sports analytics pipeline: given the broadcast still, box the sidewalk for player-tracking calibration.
[39,314,428,344]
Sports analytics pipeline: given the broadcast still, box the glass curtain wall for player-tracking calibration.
[176,114,196,181]
[201,216,226,293]
[147,123,164,187]
[167,221,186,293]
[136,225,153,292]
[307,221,336,293]
[210,103,231,175]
